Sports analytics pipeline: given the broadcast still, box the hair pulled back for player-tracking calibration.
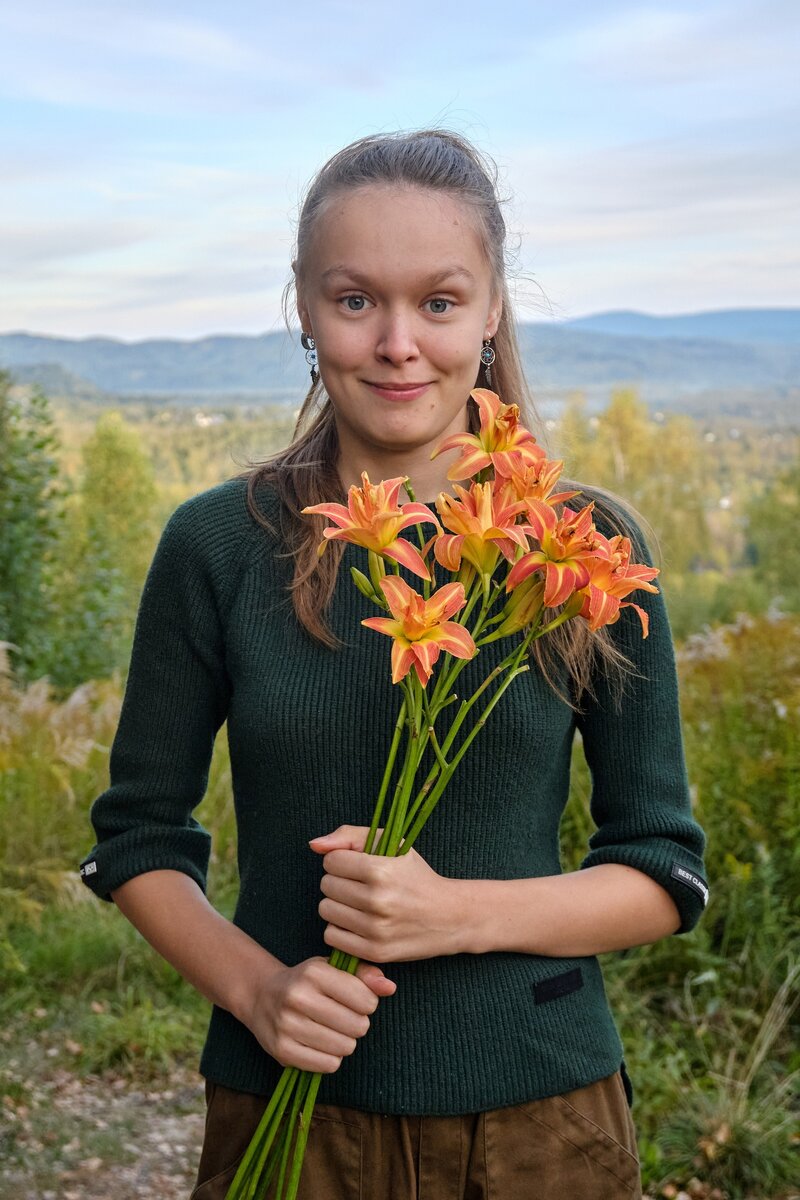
[234,128,648,709]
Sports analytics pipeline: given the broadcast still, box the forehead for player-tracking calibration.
[305,184,492,284]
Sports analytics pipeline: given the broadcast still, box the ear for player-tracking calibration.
[485,290,503,341]
[294,270,311,335]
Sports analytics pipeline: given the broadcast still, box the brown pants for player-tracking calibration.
[190,1069,642,1199]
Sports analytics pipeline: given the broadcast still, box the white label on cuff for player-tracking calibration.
[671,861,708,906]
[80,862,98,877]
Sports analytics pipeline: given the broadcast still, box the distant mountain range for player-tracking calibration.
[560,308,800,344]
[1,308,798,421]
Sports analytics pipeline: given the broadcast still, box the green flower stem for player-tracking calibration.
[380,678,428,855]
[246,1074,313,1200]
[456,572,485,627]
[400,663,510,843]
[399,760,441,841]
[422,690,450,770]
[400,604,542,843]
[284,1073,323,1199]
[273,1073,307,1199]
[243,1068,317,1200]
[426,576,484,715]
[373,680,416,857]
[400,613,550,853]
[225,1064,299,1198]
[399,660,531,853]
[428,575,505,719]
[243,1074,298,1194]
[439,664,509,758]
[475,628,513,647]
[364,697,407,855]
[536,608,581,638]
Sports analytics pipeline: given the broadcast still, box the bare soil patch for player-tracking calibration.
[1,1066,205,1199]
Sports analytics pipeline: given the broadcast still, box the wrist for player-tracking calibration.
[220,928,286,1026]
[445,878,488,955]
[450,878,531,955]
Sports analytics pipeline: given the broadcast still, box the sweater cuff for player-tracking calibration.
[580,837,709,934]
[78,823,211,904]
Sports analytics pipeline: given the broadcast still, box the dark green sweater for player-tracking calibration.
[79,477,708,1115]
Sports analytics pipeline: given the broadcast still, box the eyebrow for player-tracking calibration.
[320,264,477,287]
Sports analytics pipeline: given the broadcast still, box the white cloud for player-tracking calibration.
[0,220,156,269]
[0,4,311,115]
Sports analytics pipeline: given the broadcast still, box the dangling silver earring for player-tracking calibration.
[480,338,496,389]
[301,331,319,387]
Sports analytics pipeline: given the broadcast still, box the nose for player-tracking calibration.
[374,308,420,365]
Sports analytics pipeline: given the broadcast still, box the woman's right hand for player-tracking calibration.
[107,872,393,1075]
[243,955,397,1074]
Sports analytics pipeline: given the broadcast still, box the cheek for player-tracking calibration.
[319,331,369,372]
[429,327,483,369]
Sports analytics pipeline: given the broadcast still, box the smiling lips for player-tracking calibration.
[366,381,432,401]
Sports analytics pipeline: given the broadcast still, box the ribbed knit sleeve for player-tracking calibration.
[575,504,709,934]
[78,487,245,903]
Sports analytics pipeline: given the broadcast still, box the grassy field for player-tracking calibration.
[1,613,798,1198]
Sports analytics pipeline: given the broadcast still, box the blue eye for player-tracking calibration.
[427,298,452,314]
[343,295,367,311]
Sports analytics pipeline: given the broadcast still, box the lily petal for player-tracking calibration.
[433,621,477,659]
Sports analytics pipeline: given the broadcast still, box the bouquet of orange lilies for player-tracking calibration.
[225,388,659,1200]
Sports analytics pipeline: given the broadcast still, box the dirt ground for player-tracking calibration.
[0,1066,206,1199]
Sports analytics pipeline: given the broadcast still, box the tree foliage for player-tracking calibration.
[0,370,65,683]
[557,388,713,574]
[745,457,800,612]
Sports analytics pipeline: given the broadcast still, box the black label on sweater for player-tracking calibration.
[671,862,709,906]
[533,967,583,1005]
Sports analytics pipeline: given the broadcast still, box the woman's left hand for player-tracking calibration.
[309,826,464,963]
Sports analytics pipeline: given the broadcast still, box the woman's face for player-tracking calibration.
[295,184,502,482]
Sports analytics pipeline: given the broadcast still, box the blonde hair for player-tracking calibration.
[233,128,653,710]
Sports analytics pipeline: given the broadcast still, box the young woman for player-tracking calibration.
[79,129,709,1199]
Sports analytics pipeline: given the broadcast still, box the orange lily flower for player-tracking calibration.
[361,577,477,686]
[506,500,607,608]
[434,480,530,575]
[430,388,545,481]
[576,533,660,637]
[302,472,440,581]
[496,450,581,510]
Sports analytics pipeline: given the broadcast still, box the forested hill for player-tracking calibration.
[559,307,800,344]
[1,308,798,420]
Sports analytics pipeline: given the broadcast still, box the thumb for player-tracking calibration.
[356,961,397,996]
[308,826,381,853]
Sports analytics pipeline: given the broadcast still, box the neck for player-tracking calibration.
[334,419,469,505]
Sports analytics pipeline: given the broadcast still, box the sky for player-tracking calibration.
[1,0,798,340]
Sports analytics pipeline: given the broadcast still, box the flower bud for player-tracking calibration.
[493,575,545,637]
[350,566,381,604]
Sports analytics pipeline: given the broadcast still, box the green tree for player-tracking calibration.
[80,411,160,610]
[51,412,160,685]
[557,387,711,575]
[555,390,591,472]
[745,458,800,612]
[0,370,65,683]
